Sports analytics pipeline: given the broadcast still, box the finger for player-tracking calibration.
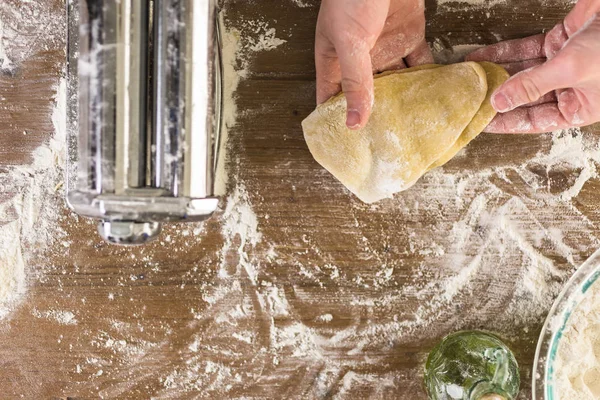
[371,48,407,73]
[530,92,558,107]
[491,56,573,112]
[544,23,569,59]
[315,51,342,105]
[564,0,600,35]
[484,103,574,134]
[500,58,545,76]
[465,34,545,63]
[558,89,590,126]
[387,59,407,71]
[371,15,426,71]
[405,39,434,67]
[336,37,375,129]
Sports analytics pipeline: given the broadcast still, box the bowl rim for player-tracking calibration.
[532,247,600,399]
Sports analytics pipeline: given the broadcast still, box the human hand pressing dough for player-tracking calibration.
[467,0,600,133]
[315,0,433,130]
[303,63,509,203]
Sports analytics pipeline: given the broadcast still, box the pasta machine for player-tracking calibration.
[66,0,223,245]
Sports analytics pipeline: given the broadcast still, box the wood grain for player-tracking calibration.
[0,0,598,399]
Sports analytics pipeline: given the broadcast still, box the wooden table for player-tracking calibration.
[0,0,595,398]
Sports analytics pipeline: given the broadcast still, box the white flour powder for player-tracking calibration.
[219,185,263,284]
[0,221,24,318]
[0,2,64,67]
[215,15,242,196]
[437,0,574,11]
[32,308,77,326]
[244,21,287,53]
[145,7,600,395]
[437,0,507,7]
[1,1,599,398]
[144,11,600,396]
[0,79,67,319]
[554,280,600,399]
[290,0,311,7]
[215,14,287,195]
[0,16,14,71]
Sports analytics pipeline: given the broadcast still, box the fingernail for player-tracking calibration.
[492,92,512,113]
[347,109,362,129]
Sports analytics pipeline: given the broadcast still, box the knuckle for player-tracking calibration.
[341,76,366,94]
[517,73,543,103]
[341,76,373,109]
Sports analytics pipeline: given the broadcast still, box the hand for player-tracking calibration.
[466,0,600,134]
[315,0,433,130]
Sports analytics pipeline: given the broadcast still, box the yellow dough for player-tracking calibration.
[302,62,509,203]
[428,62,509,170]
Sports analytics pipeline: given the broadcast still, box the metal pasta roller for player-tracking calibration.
[66,0,223,245]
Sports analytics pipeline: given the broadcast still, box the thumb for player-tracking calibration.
[336,37,374,130]
[564,0,600,35]
[491,57,573,112]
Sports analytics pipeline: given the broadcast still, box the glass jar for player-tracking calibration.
[425,331,520,400]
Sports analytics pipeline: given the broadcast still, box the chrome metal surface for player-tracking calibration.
[67,0,222,245]
[98,221,162,245]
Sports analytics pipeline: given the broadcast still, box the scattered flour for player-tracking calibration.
[215,15,243,195]
[398,129,600,329]
[219,185,263,284]
[215,15,287,194]
[144,11,600,396]
[0,222,24,317]
[555,280,600,399]
[435,0,577,14]
[437,0,507,6]
[248,28,287,52]
[315,313,334,323]
[32,308,78,326]
[1,2,598,398]
[242,20,287,53]
[66,16,293,399]
[0,2,64,67]
[0,79,67,319]
[0,16,14,71]
[290,0,311,8]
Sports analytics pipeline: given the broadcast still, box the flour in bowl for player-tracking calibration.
[554,279,600,399]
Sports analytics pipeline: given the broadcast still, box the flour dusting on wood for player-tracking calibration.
[0,79,68,319]
[438,0,507,7]
[0,1,599,399]
[0,17,14,72]
[129,14,600,398]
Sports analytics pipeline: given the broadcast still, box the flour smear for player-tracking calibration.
[147,12,600,400]
[0,16,14,71]
[437,0,575,10]
[70,10,600,399]
[0,79,67,319]
[1,1,599,399]
[437,0,507,7]
[0,2,64,68]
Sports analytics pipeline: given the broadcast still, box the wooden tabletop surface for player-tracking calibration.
[0,0,597,398]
